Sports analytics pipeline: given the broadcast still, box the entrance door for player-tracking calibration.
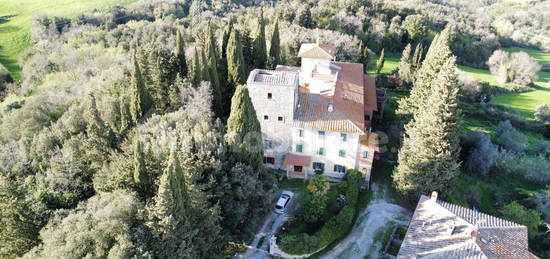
[294,165,303,172]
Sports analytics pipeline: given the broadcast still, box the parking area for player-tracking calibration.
[236,190,299,259]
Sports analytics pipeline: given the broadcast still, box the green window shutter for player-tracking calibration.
[339,150,345,157]
[340,133,347,142]
[318,147,325,155]
[296,144,303,152]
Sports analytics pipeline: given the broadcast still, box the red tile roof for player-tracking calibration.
[283,153,312,167]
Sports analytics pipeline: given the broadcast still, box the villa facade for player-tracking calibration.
[247,42,385,182]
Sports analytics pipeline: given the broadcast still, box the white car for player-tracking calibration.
[275,191,294,214]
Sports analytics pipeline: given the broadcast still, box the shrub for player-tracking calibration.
[302,195,327,223]
[535,104,550,123]
[494,120,527,153]
[465,132,499,175]
[495,150,550,184]
[481,103,545,133]
[278,169,362,255]
[530,188,550,222]
[486,50,541,86]
[502,201,543,239]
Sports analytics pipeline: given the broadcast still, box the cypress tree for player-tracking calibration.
[225,85,263,167]
[269,18,281,68]
[412,43,424,71]
[397,25,453,120]
[133,140,151,199]
[240,30,254,69]
[175,30,188,78]
[393,56,461,199]
[221,20,233,63]
[148,149,196,258]
[130,54,150,124]
[118,95,132,134]
[376,48,385,74]
[200,48,210,81]
[227,30,247,90]
[398,43,413,86]
[204,25,223,117]
[191,47,201,85]
[358,41,370,73]
[252,8,267,68]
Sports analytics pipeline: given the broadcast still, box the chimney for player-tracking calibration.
[431,191,438,201]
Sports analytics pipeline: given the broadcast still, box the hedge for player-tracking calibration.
[278,169,362,255]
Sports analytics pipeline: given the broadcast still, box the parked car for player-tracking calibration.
[274,191,294,214]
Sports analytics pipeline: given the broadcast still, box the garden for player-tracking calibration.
[276,169,364,255]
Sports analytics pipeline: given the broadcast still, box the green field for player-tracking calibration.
[368,57,399,76]
[0,0,137,80]
[457,47,550,119]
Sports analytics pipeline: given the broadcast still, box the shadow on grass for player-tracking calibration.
[0,15,17,25]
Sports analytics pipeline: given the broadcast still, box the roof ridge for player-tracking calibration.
[436,199,523,228]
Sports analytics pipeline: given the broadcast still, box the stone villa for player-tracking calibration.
[398,192,538,258]
[247,42,386,182]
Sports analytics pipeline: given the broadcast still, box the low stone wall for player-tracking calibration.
[269,236,326,259]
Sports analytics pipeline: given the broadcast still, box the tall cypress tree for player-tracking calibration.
[148,149,195,258]
[397,25,453,121]
[358,41,370,73]
[225,85,263,168]
[393,56,461,199]
[398,43,413,86]
[269,18,281,68]
[219,21,233,113]
[204,25,223,117]
[376,48,385,74]
[252,8,267,68]
[226,30,247,90]
[412,43,424,71]
[200,48,210,82]
[133,140,151,199]
[130,54,150,124]
[175,30,188,78]
[191,47,201,85]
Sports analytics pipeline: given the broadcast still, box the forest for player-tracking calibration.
[0,0,549,258]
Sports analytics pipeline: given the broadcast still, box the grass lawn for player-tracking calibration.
[458,47,550,119]
[367,57,399,76]
[0,0,138,80]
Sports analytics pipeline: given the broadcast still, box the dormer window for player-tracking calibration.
[267,93,272,99]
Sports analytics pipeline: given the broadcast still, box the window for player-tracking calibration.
[296,144,303,152]
[334,164,346,173]
[318,131,325,138]
[365,114,371,121]
[340,133,347,142]
[294,166,303,172]
[264,140,273,149]
[264,115,269,120]
[317,147,325,155]
[313,162,325,173]
[278,116,283,121]
[263,157,275,164]
[298,129,304,137]
[363,151,369,158]
[339,150,346,157]
[267,93,272,99]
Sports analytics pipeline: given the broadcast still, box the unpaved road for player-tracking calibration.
[320,183,410,259]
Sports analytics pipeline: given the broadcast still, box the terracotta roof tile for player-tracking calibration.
[364,75,378,112]
[298,43,336,59]
[398,195,538,259]
[283,153,312,166]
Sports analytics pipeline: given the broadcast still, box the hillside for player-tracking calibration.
[0,0,138,79]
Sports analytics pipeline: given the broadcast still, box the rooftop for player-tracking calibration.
[298,43,336,60]
[398,192,538,259]
[247,69,299,87]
